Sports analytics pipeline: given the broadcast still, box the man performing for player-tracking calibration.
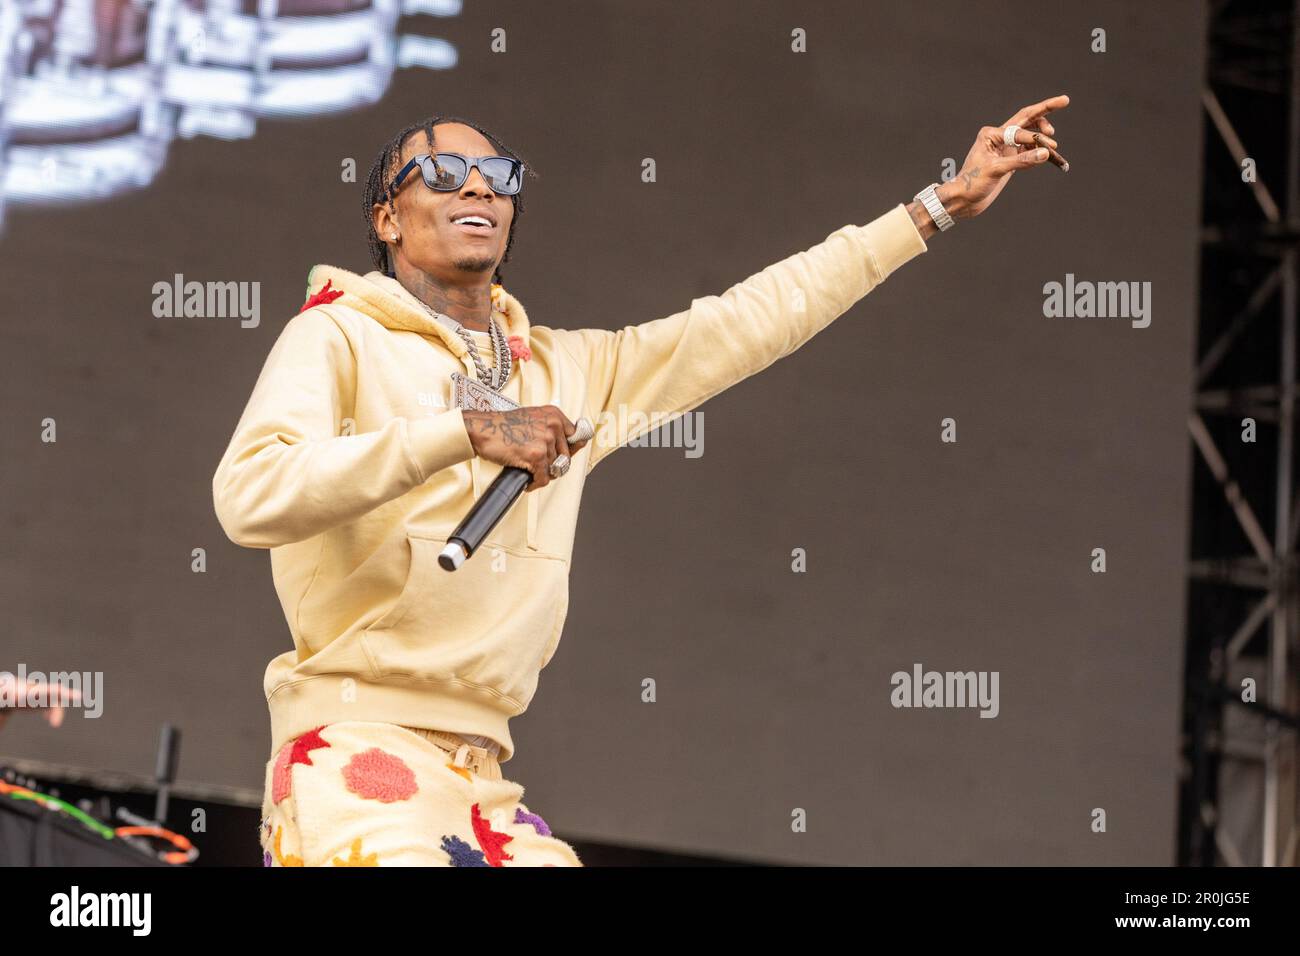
[213,96,1070,867]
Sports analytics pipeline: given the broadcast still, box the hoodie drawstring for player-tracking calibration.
[526,482,539,552]
[522,351,540,552]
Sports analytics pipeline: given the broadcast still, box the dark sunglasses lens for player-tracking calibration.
[422,154,467,190]
[480,158,522,195]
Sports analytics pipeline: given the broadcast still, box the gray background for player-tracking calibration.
[0,0,1203,864]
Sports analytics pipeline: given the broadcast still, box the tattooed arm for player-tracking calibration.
[463,406,591,492]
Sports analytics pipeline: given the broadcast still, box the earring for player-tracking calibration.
[391,233,398,240]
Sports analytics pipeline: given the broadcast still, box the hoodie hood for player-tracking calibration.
[302,264,532,361]
[299,264,544,551]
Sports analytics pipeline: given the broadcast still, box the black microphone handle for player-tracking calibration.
[439,465,533,570]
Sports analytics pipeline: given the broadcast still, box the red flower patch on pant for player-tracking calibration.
[342,748,418,803]
[272,726,331,805]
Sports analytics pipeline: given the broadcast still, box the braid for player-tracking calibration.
[361,115,536,285]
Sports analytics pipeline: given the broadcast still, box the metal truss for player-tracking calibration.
[1181,0,1300,867]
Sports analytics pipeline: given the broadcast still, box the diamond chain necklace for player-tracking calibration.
[416,299,512,391]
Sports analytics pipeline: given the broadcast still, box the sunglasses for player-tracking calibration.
[388,152,524,200]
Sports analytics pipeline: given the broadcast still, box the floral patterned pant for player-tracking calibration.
[259,721,582,867]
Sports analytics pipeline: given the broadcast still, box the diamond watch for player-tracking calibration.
[913,182,954,232]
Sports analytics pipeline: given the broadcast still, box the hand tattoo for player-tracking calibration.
[465,408,549,447]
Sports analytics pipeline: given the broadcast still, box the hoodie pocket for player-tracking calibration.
[364,533,422,634]
[360,531,567,698]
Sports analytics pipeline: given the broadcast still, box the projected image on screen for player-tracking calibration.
[0,0,461,229]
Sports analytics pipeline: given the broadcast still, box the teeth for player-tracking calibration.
[454,216,491,227]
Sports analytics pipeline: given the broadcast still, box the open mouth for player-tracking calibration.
[452,215,495,236]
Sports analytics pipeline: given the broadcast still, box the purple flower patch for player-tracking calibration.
[515,807,552,837]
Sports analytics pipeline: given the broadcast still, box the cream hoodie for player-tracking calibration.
[213,203,927,763]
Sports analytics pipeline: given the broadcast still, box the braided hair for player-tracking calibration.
[361,116,536,285]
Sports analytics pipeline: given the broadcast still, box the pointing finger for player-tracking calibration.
[1005,93,1070,127]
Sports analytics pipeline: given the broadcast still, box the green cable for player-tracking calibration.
[4,789,116,839]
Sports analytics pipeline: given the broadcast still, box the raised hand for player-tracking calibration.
[928,93,1071,225]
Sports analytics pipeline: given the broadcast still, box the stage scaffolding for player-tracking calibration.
[1181,0,1300,866]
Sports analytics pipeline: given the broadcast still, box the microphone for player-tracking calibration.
[439,416,594,571]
